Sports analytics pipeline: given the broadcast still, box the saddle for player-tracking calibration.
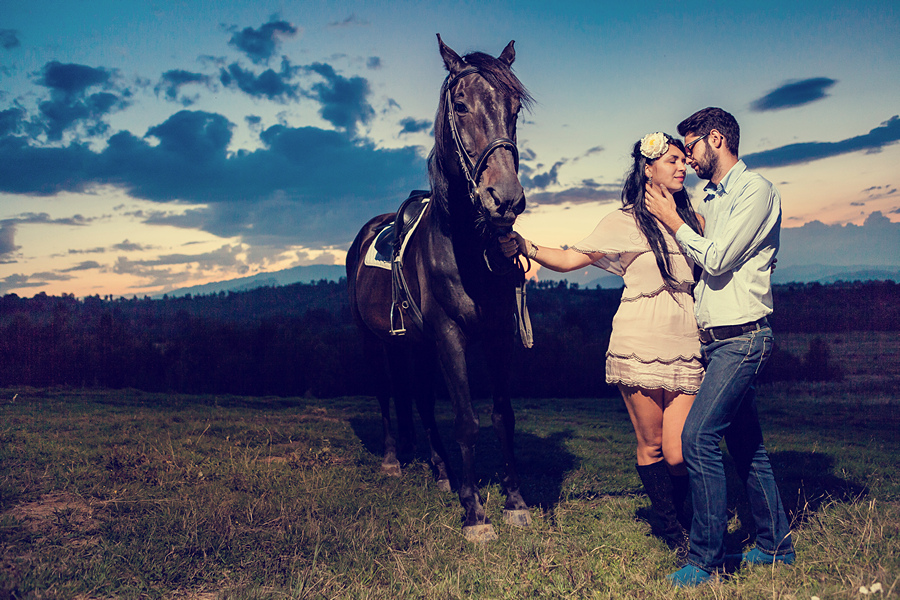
[372,190,430,263]
[366,189,533,347]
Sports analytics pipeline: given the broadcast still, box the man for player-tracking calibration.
[644,107,795,587]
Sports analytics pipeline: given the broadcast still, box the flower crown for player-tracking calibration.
[640,132,669,160]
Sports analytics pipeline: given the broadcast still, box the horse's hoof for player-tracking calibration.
[503,509,532,528]
[381,462,401,477]
[436,478,452,493]
[462,523,498,543]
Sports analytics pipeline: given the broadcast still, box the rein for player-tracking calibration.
[444,67,519,206]
[445,66,533,348]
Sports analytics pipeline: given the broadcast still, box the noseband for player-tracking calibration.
[445,67,519,204]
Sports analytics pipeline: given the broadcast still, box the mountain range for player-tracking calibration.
[160,213,900,296]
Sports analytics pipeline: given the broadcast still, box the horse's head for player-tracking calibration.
[432,35,533,233]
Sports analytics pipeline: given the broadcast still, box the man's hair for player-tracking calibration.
[677,107,740,156]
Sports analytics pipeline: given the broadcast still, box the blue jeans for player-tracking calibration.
[682,326,793,570]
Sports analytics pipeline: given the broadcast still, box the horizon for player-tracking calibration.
[2,1,898,298]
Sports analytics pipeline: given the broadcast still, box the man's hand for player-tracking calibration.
[644,182,684,233]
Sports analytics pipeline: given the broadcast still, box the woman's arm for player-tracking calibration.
[500,232,602,273]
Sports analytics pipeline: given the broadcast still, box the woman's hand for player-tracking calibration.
[499,231,527,258]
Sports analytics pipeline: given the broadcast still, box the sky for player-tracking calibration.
[1,0,899,298]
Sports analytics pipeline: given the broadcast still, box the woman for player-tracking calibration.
[502,132,703,555]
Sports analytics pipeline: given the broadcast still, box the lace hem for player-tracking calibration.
[605,354,703,394]
[607,351,702,363]
[607,375,701,394]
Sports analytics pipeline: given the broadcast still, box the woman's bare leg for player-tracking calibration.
[619,384,665,466]
[661,391,695,475]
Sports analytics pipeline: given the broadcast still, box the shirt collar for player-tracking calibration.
[703,160,747,199]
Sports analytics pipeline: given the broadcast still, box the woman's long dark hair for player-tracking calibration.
[621,133,703,287]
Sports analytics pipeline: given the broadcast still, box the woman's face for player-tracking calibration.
[645,145,687,192]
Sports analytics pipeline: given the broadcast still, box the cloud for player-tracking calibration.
[113,239,150,252]
[32,61,130,140]
[750,77,837,112]
[0,271,73,294]
[305,62,374,133]
[367,57,382,70]
[0,213,92,261]
[1,29,20,50]
[118,244,244,268]
[155,70,213,105]
[0,222,19,258]
[219,58,300,102]
[2,213,91,226]
[228,19,298,65]
[0,107,25,136]
[743,115,900,168]
[328,14,370,28]
[779,211,900,267]
[0,110,427,247]
[522,160,566,190]
[61,261,101,272]
[526,184,621,207]
[37,61,112,96]
[398,117,430,136]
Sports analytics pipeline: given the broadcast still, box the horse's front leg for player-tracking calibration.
[484,328,532,528]
[435,328,497,542]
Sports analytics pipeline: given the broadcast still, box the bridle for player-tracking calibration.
[444,67,519,205]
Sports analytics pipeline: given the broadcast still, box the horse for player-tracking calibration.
[346,35,533,542]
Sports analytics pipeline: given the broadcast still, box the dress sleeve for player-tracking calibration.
[571,209,646,276]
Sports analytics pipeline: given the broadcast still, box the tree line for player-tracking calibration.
[1,279,896,398]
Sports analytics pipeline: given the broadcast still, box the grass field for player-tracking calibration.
[1,371,898,599]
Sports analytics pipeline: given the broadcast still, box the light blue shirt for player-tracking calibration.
[674,160,781,329]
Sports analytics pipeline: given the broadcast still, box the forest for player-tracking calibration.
[1,279,897,398]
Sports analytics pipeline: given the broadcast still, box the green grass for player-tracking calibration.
[1,384,898,599]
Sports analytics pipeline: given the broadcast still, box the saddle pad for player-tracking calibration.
[364,227,393,270]
[363,198,429,271]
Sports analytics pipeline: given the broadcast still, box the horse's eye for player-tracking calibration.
[454,102,468,114]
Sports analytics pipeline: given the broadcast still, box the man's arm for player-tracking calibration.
[645,180,778,276]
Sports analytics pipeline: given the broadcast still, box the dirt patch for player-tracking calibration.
[6,492,102,539]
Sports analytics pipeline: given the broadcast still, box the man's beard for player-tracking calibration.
[694,145,719,181]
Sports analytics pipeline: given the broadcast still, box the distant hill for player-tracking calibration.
[157,264,345,298]
[772,265,900,285]
[532,264,900,288]
[157,259,900,299]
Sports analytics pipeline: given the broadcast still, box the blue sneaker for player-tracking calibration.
[667,564,713,587]
[742,547,795,565]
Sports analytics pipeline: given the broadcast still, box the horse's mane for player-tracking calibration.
[428,51,533,216]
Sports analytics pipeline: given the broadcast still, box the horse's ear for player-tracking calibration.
[437,33,465,75]
[498,40,516,66]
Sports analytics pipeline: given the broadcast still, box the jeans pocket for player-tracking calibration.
[753,330,774,375]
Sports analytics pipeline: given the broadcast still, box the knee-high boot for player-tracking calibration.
[636,461,689,558]
[670,472,693,532]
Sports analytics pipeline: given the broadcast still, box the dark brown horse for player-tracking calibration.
[346,35,533,541]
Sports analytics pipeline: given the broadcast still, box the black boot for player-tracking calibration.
[670,472,693,533]
[636,461,689,560]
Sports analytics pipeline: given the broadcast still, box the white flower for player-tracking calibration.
[860,586,870,594]
[640,132,669,160]
[811,596,820,600]
[871,583,883,593]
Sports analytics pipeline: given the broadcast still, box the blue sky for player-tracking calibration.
[1,0,898,297]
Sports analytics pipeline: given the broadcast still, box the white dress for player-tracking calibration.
[572,208,704,393]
